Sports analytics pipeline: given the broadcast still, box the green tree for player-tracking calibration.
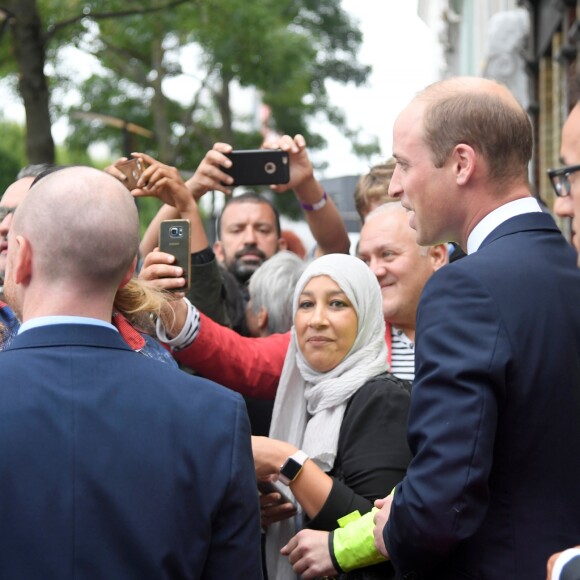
[0,0,378,219]
[0,120,26,194]
[63,0,377,166]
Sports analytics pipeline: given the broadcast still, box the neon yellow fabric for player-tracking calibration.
[333,508,387,572]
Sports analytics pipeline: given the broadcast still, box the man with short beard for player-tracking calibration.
[211,192,287,334]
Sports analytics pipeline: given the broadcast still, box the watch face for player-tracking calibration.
[281,458,302,481]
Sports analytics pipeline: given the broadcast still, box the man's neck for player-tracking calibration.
[20,286,115,325]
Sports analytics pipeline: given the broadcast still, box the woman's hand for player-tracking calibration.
[251,436,297,479]
[129,153,195,213]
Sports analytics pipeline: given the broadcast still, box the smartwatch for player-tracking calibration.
[278,450,309,486]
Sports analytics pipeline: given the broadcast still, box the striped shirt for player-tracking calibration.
[390,326,415,382]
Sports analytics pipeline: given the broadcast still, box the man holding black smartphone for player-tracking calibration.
[188,135,351,327]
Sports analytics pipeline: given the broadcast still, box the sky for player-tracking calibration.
[312,0,444,178]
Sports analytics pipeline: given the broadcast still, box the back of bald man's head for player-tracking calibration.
[12,166,140,289]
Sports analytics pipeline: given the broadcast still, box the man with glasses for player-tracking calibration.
[548,102,580,259]
[544,102,580,580]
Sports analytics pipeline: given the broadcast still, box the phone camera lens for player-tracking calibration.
[170,226,182,237]
[264,162,276,175]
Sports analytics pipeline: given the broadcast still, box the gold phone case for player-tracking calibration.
[159,219,191,292]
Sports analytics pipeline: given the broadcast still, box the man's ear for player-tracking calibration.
[118,257,138,289]
[213,240,225,263]
[12,235,32,285]
[428,244,449,271]
[452,144,477,186]
[257,307,269,332]
[277,238,288,252]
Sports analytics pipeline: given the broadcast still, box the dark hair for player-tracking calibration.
[216,192,281,239]
[30,165,73,187]
[16,163,55,180]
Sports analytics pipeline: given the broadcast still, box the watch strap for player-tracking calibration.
[278,450,309,486]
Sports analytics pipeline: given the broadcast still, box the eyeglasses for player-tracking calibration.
[547,164,580,197]
[0,206,15,221]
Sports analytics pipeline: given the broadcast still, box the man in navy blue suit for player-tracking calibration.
[544,86,580,580]
[0,166,263,579]
[371,77,580,579]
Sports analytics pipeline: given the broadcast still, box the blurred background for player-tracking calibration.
[0,0,576,247]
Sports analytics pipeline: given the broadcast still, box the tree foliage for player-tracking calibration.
[0,0,378,220]
[0,120,26,194]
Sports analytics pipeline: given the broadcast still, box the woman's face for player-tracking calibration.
[295,275,358,373]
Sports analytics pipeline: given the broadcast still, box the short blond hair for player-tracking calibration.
[354,159,398,220]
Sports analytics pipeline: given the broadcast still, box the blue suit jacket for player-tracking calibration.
[385,213,580,580]
[0,324,263,579]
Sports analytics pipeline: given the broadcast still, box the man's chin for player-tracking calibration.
[232,261,262,283]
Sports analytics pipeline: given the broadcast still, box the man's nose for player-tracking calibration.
[242,226,258,244]
[369,256,387,278]
[388,164,403,198]
[553,195,574,219]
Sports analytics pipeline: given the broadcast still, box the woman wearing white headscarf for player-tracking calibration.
[252,253,411,580]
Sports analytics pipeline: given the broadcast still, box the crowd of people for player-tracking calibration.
[1,75,580,580]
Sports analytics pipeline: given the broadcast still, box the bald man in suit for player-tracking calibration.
[0,167,262,579]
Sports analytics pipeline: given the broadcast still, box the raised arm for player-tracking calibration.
[266,134,350,256]
[131,152,233,326]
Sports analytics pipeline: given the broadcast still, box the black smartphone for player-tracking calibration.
[116,157,145,190]
[257,480,296,510]
[221,149,290,186]
[158,219,191,292]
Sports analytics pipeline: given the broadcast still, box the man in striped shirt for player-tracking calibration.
[357,202,448,382]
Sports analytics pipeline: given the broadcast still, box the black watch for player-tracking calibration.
[278,450,309,486]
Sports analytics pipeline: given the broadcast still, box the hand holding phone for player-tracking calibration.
[258,480,296,508]
[116,158,145,190]
[158,219,191,292]
[258,479,297,527]
[221,149,290,186]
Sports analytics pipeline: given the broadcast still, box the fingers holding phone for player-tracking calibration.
[258,480,297,527]
[158,220,191,292]
[263,134,313,193]
[127,153,195,212]
[139,248,188,293]
[187,143,236,199]
[115,157,146,191]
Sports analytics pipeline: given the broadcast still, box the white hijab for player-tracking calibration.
[267,253,388,579]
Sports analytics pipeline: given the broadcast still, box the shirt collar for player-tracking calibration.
[19,316,117,334]
[466,197,542,255]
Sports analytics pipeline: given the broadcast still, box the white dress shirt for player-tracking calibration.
[466,197,542,255]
